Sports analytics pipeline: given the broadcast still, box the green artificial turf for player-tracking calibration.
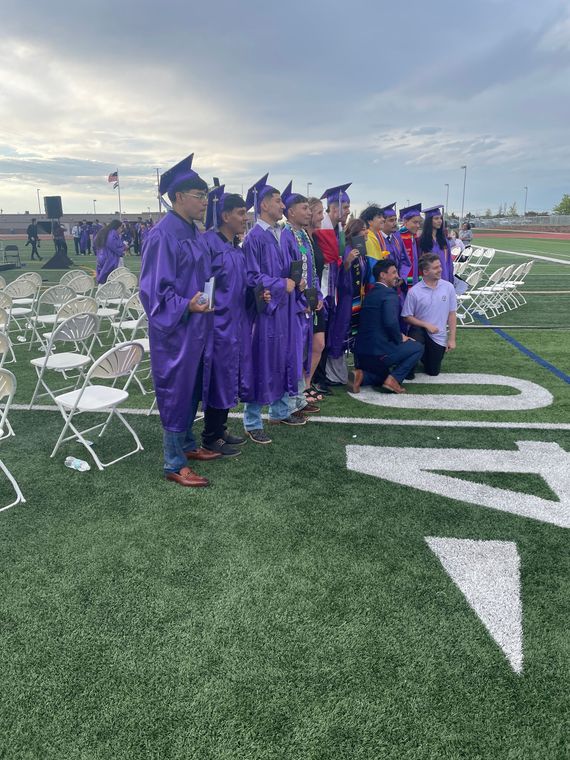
[0,233,568,759]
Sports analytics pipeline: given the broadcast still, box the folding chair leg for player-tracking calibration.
[0,457,26,511]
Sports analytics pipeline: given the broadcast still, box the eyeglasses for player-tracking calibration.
[184,191,208,201]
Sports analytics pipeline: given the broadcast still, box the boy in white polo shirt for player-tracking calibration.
[401,253,457,376]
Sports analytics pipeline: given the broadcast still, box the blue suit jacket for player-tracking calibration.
[354,283,402,356]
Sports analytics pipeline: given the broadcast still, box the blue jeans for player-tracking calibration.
[243,394,291,431]
[357,341,423,386]
[288,378,308,414]
[162,359,202,472]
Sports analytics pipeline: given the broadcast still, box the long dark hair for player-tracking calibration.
[95,219,122,250]
[419,215,447,253]
[345,218,366,245]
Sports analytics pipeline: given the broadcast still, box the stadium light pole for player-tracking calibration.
[36,188,41,215]
[307,182,312,198]
[460,165,467,224]
[156,168,161,215]
[93,199,97,215]
[523,186,528,216]
[445,183,450,213]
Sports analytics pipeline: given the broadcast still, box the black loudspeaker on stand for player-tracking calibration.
[41,195,73,270]
[43,196,63,219]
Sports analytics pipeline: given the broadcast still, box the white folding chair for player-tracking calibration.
[0,275,5,290]
[2,281,35,331]
[67,273,95,296]
[95,281,128,337]
[15,271,42,288]
[456,270,484,324]
[0,300,17,361]
[6,275,40,309]
[0,332,15,367]
[50,342,144,470]
[110,292,145,344]
[0,369,26,510]
[60,270,87,286]
[30,313,99,408]
[107,266,129,282]
[105,271,138,305]
[28,285,75,349]
[40,296,98,345]
[116,313,152,395]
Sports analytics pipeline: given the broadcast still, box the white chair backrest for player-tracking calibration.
[67,273,95,294]
[107,266,129,282]
[500,264,515,282]
[0,275,5,290]
[0,303,10,325]
[89,342,143,380]
[37,285,75,311]
[0,293,12,312]
[484,248,495,257]
[465,270,483,288]
[485,267,504,285]
[0,368,16,437]
[15,272,42,287]
[469,249,484,261]
[96,281,127,304]
[4,279,36,299]
[123,292,144,318]
[450,246,462,259]
[112,270,138,292]
[60,270,87,286]
[524,260,534,276]
[0,333,11,368]
[56,296,98,320]
[510,263,526,280]
[51,313,100,346]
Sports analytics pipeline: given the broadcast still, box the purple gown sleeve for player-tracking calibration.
[108,230,125,257]
[139,231,190,335]
[243,234,287,316]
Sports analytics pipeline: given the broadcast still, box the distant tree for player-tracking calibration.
[553,194,570,215]
[497,203,505,217]
[508,202,518,216]
[485,208,492,217]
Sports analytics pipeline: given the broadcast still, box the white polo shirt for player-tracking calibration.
[402,279,457,347]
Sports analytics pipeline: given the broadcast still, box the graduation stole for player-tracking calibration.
[285,222,318,286]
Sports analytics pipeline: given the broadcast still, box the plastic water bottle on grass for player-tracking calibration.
[64,457,91,472]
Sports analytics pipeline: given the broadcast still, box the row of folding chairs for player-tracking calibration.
[454,248,496,277]
[456,261,534,324]
[0,338,147,513]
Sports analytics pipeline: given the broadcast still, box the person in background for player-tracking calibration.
[418,206,454,283]
[343,218,369,343]
[79,221,91,255]
[359,205,387,285]
[402,253,457,376]
[25,218,42,261]
[349,259,423,394]
[71,221,81,255]
[94,220,126,284]
[305,197,328,397]
[459,221,473,246]
[448,229,465,259]
[399,204,423,285]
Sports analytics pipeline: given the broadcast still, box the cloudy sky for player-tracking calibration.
[0,0,569,216]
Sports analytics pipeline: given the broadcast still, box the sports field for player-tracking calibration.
[0,233,569,759]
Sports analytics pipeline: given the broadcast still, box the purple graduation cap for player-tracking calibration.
[380,202,397,217]
[320,183,351,209]
[159,153,199,196]
[281,180,305,214]
[245,173,278,220]
[206,184,226,230]
[399,202,422,220]
[423,205,445,218]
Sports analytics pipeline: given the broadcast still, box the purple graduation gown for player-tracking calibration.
[425,239,454,284]
[79,226,91,253]
[139,211,213,433]
[280,227,323,374]
[242,224,298,405]
[385,232,412,280]
[203,229,253,409]
[95,229,125,284]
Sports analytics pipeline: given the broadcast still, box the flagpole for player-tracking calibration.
[116,169,123,219]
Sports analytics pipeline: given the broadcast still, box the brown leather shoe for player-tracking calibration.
[347,369,363,393]
[185,447,222,461]
[382,374,407,394]
[303,402,320,414]
[165,467,209,487]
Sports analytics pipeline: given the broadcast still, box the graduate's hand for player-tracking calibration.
[188,292,210,313]
[285,278,296,293]
[446,339,456,352]
[343,249,359,271]
[315,300,324,311]
[263,289,271,303]
[298,278,307,291]
[426,323,439,334]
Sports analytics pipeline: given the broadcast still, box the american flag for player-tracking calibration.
[108,171,119,189]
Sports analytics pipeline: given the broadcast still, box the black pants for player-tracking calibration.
[28,239,41,260]
[202,408,230,446]
[73,237,80,255]
[408,327,446,376]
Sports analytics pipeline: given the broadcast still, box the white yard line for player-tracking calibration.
[493,248,570,265]
[16,404,570,430]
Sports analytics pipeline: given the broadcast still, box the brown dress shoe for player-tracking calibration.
[347,369,363,393]
[382,374,407,394]
[185,447,222,461]
[165,467,209,487]
[303,402,320,414]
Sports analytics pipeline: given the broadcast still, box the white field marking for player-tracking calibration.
[350,374,553,412]
[425,538,523,674]
[346,440,570,529]
[492,248,570,265]
[17,405,570,430]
